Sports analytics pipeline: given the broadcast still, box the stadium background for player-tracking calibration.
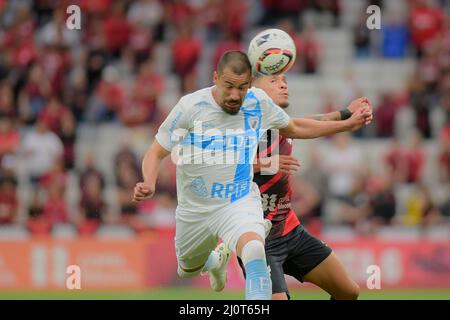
[0,0,449,299]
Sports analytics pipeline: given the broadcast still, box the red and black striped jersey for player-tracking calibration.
[254,130,300,240]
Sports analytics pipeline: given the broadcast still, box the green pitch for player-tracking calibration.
[1,288,450,300]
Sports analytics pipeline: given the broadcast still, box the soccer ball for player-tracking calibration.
[248,28,297,76]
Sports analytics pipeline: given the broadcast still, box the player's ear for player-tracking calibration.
[213,71,219,85]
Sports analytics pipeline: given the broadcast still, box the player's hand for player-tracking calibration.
[132,182,155,202]
[259,155,300,175]
[347,106,371,131]
[347,97,373,125]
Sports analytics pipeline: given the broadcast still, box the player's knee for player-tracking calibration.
[241,239,266,265]
[344,282,360,300]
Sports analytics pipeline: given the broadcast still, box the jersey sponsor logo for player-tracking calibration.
[190,177,208,198]
[211,180,250,200]
[261,193,277,212]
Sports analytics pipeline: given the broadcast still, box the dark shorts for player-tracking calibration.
[238,224,332,298]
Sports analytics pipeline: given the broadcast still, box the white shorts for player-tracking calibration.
[174,192,265,270]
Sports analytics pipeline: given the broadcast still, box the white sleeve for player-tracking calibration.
[155,98,191,151]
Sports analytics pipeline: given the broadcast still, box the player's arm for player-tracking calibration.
[133,98,190,202]
[305,97,373,123]
[133,141,170,202]
[280,105,371,139]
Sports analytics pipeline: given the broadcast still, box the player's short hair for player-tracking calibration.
[217,51,252,76]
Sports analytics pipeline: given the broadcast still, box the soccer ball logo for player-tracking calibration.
[248,28,297,76]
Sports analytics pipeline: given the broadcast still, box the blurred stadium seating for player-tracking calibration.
[0,0,449,296]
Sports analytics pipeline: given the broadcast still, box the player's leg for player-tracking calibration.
[302,252,360,300]
[238,251,290,300]
[175,210,219,279]
[282,225,359,300]
[213,195,272,300]
[235,232,272,300]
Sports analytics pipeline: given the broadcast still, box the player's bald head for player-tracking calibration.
[217,51,252,76]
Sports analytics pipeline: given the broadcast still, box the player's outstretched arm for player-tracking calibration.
[279,104,372,139]
[133,140,171,202]
[305,97,373,124]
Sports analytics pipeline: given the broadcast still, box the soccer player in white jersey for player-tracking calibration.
[132,51,371,300]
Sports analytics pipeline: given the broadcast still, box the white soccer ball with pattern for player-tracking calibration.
[248,28,297,75]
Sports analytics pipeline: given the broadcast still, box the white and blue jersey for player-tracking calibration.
[155,86,290,214]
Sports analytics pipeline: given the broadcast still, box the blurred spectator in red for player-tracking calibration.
[385,131,425,184]
[201,0,222,43]
[438,124,450,183]
[80,0,111,17]
[167,0,195,29]
[27,193,51,235]
[76,169,108,235]
[22,119,64,185]
[120,59,165,127]
[127,0,164,54]
[79,153,105,194]
[299,24,321,74]
[212,31,242,71]
[221,0,248,42]
[101,1,131,59]
[375,91,400,138]
[0,117,20,169]
[0,175,18,225]
[37,45,71,97]
[277,18,303,73]
[2,4,36,71]
[20,63,52,124]
[0,81,17,119]
[41,178,69,225]
[87,66,125,122]
[171,18,203,93]
[409,0,444,58]
[39,96,71,135]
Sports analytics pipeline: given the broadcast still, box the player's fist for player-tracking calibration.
[347,106,371,131]
[347,97,373,126]
[132,182,155,202]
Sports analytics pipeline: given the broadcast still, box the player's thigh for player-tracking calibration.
[212,196,266,254]
[303,252,359,300]
[175,214,218,269]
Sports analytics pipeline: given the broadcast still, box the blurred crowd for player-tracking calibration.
[0,0,449,236]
